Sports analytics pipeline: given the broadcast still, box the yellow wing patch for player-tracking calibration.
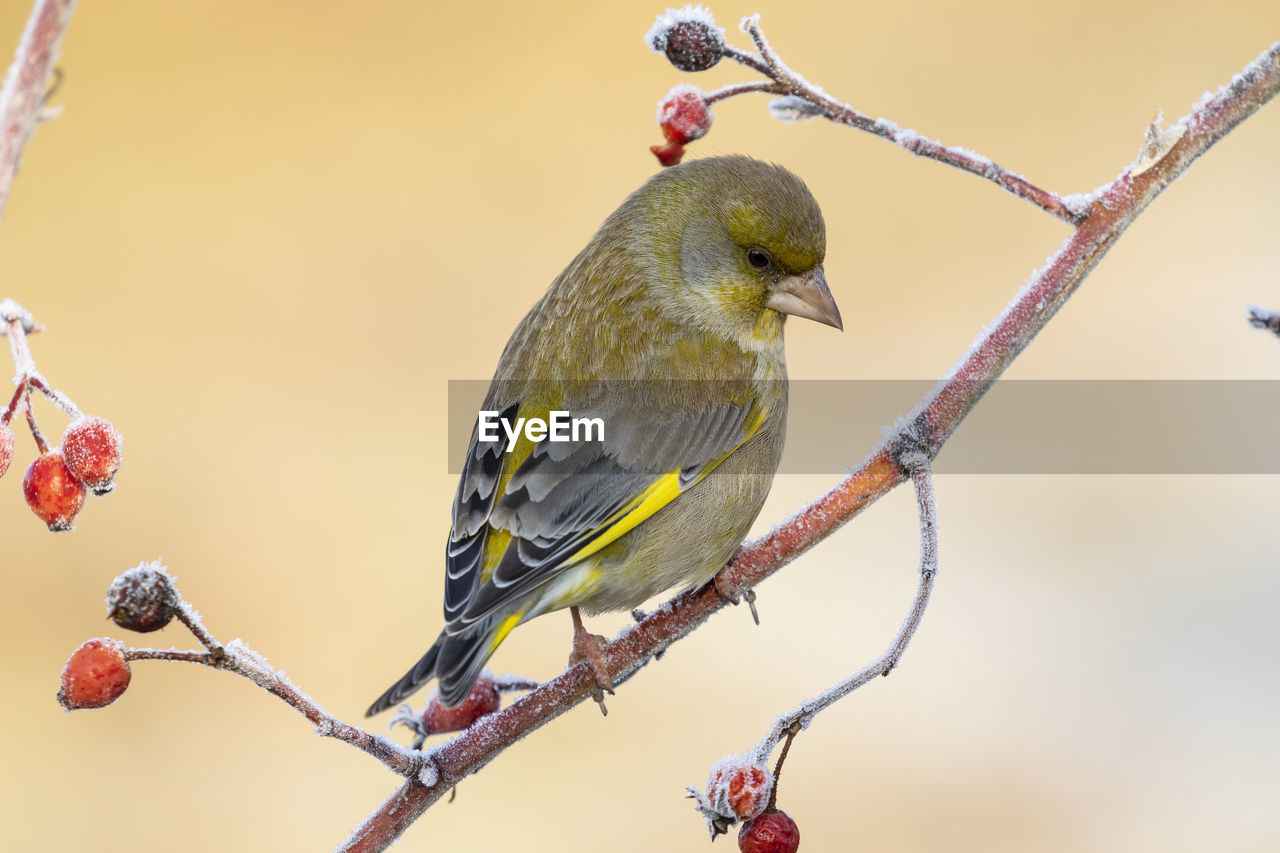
[563,404,766,567]
[473,398,765,615]
[487,609,526,653]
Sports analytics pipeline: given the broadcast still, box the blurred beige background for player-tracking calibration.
[2,1,1278,850]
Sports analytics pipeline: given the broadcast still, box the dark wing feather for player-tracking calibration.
[443,402,517,623]
[446,393,762,631]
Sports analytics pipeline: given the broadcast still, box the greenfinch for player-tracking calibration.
[367,155,840,716]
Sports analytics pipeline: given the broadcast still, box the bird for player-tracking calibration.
[366,155,841,717]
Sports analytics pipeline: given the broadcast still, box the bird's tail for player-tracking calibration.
[365,617,505,717]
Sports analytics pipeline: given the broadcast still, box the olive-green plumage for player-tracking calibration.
[367,155,839,716]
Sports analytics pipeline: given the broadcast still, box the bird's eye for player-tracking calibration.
[747,248,771,269]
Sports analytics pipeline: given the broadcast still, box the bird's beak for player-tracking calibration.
[765,266,843,331]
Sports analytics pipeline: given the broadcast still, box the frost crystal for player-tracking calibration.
[1060,192,1098,218]
[0,298,36,330]
[645,5,724,53]
[768,95,822,122]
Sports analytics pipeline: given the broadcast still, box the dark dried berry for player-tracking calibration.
[106,562,177,633]
[647,8,726,72]
[663,20,724,71]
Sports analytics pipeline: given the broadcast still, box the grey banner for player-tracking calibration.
[446,380,1280,474]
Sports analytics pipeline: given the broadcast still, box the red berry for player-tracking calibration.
[106,562,177,633]
[421,672,501,734]
[727,763,772,820]
[656,85,712,145]
[739,810,800,853]
[0,423,13,479]
[58,638,132,710]
[62,415,123,495]
[707,756,774,821]
[23,449,87,531]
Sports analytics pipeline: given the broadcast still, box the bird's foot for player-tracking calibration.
[569,606,614,715]
[713,571,760,625]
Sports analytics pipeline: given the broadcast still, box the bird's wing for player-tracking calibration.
[443,386,767,638]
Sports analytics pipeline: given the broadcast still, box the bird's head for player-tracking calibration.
[628,155,841,346]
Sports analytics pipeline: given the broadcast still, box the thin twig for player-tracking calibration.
[765,724,799,813]
[688,452,937,834]
[339,39,1280,852]
[121,579,437,783]
[25,401,46,453]
[721,43,769,76]
[2,300,83,429]
[0,0,76,222]
[752,451,937,764]
[720,14,1089,225]
[704,80,785,105]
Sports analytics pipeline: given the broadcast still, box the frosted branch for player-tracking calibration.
[108,567,437,782]
[2,299,83,451]
[651,8,1091,224]
[735,13,1088,224]
[756,452,936,758]
[0,0,75,222]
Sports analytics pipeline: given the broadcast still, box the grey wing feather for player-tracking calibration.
[443,402,517,623]
[446,394,759,631]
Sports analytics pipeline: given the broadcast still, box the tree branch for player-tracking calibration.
[689,452,938,837]
[339,42,1280,851]
[0,0,74,223]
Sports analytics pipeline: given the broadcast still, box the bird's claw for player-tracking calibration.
[713,571,739,605]
[743,588,760,625]
[569,607,614,715]
[713,572,760,625]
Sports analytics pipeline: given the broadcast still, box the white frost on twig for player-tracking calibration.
[768,94,821,121]
[645,4,723,51]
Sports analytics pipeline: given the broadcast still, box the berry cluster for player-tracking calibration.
[692,722,807,851]
[699,757,802,852]
[645,6,723,165]
[2,300,123,531]
[57,562,178,711]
